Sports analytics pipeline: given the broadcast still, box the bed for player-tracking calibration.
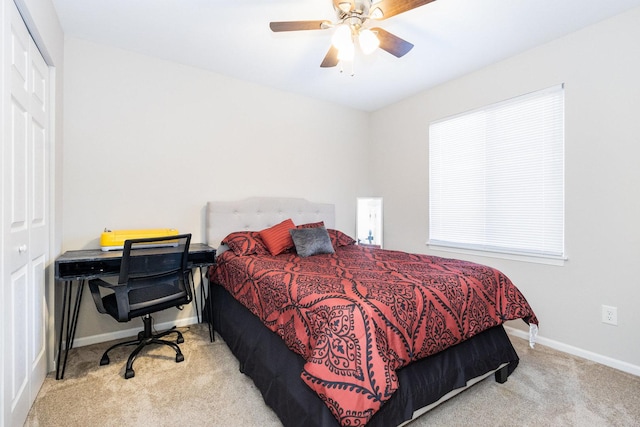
[205,197,538,427]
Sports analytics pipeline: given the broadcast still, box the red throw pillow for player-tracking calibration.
[222,231,270,256]
[260,218,296,256]
[327,229,356,248]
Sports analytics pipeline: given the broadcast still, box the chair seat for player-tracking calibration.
[102,290,190,322]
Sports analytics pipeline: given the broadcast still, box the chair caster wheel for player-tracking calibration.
[177,336,184,344]
[176,354,184,363]
[125,369,135,379]
[100,355,110,366]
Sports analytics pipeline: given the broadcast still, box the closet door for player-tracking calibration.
[1,2,50,425]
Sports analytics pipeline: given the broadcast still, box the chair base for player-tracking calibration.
[100,315,184,379]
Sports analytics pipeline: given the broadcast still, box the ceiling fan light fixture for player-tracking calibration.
[331,24,352,50]
[338,2,352,13]
[359,28,380,55]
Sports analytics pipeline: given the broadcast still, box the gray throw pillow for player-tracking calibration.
[289,226,335,257]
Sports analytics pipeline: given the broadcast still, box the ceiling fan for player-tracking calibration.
[269,0,436,68]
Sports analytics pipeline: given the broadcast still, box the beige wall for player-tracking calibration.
[62,38,371,341]
[61,6,640,374]
[370,7,640,373]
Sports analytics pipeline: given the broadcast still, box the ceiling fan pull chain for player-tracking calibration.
[338,59,356,76]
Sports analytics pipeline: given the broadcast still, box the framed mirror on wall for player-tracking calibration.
[356,197,383,248]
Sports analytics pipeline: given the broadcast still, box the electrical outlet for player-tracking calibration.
[602,305,618,325]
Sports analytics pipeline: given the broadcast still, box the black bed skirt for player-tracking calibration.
[209,283,520,427]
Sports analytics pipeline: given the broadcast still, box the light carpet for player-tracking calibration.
[25,323,640,426]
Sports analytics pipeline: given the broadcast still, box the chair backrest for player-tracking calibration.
[119,233,192,315]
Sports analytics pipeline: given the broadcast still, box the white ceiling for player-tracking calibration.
[51,0,640,112]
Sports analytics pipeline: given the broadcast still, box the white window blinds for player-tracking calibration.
[429,84,565,259]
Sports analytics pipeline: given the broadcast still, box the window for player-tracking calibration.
[429,84,565,260]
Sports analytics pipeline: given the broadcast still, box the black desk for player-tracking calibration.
[54,243,216,380]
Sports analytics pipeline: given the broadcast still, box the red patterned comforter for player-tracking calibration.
[212,244,537,426]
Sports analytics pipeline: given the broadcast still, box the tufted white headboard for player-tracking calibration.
[206,197,335,248]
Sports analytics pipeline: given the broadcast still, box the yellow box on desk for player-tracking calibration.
[100,228,179,251]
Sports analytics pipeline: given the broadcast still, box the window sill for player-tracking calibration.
[426,243,566,266]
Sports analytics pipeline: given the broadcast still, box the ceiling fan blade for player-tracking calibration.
[269,20,331,32]
[370,0,436,20]
[372,27,414,58]
[320,45,339,68]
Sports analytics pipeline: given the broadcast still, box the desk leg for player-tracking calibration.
[190,266,213,341]
[189,269,200,324]
[55,279,85,380]
[198,267,215,342]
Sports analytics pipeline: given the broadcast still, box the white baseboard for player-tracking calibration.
[71,321,639,378]
[505,325,640,377]
[71,316,200,348]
